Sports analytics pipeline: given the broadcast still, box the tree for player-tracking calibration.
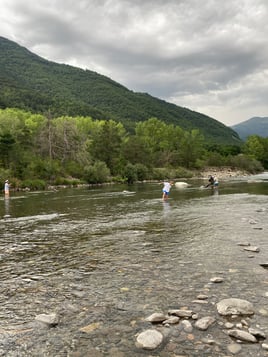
[179,129,204,168]
[91,120,126,173]
[243,135,265,162]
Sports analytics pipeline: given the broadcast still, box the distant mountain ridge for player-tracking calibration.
[0,36,241,144]
[231,117,268,140]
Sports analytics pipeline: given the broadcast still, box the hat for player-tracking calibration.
[5,180,8,183]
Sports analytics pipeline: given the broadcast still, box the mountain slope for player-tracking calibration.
[0,36,241,144]
[231,117,268,140]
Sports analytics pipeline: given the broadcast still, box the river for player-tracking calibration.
[0,174,268,356]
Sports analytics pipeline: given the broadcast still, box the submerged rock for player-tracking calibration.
[136,329,163,350]
[243,246,260,252]
[35,313,59,327]
[217,298,254,316]
[145,312,167,323]
[228,329,257,343]
[194,316,215,330]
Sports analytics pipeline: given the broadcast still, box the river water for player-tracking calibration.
[0,174,268,356]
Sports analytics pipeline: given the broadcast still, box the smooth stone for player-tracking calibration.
[262,343,268,350]
[197,294,208,299]
[192,300,208,304]
[168,309,193,318]
[227,343,242,354]
[181,320,193,332]
[260,263,268,268]
[35,313,59,326]
[136,329,163,350]
[217,298,254,316]
[228,329,257,343]
[210,277,224,283]
[243,246,260,252]
[145,312,167,323]
[248,327,266,339]
[175,182,190,188]
[195,316,215,330]
[163,316,180,325]
[259,308,268,316]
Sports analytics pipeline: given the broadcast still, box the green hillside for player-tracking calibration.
[0,36,241,144]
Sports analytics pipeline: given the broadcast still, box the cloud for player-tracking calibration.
[1,0,268,125]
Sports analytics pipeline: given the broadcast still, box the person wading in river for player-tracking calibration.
[4,180,10,196]
[162,180,173,201]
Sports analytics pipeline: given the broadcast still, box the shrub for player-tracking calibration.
[84,161,111,184]
[135,163,149,181]
[123,163,137,184]
[21,179,46,190]
[226,154,263,173]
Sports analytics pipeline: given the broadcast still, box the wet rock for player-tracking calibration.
[201,337,215,344]
[35,313,59,327]
[216,298,254,316]
[262,343,268,350]
[79,322,102,333]
[180,320,193,332]
[248,327,266,339]
[163,316,180,325]
[136,329,163,350]
[192,300,208,304]
[243,246,260,252]
[197,294,208,300]
[194,316,215,330]
[210,277,224,283]
[168,309,193,318]
[258,308,268,316]
[145,312,167,323]
[227,343,242,354]
[260,263,268,268]
[227,329,257,343]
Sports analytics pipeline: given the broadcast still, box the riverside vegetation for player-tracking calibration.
[0,108,266,191]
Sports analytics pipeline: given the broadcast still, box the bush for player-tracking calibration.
[123,163,137,184]
[84,161,111,184]
[21,179,46,190]
[174,167,193,178]
[226,154,263,173]
[53,177,82,186]
[204,152,226,167]
[135,163,149,181]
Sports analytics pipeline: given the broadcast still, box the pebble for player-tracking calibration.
[210,277,224,283]
[35,313,59,327]
[195,316,215,330]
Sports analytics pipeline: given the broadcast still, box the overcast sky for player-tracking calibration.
[1,0,268,126]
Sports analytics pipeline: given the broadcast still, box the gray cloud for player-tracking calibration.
[1,0,268,125]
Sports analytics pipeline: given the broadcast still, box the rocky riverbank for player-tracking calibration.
[197,166,250,180]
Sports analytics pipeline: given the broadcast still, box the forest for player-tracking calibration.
[0,36,240,145]
[0,108,265,190]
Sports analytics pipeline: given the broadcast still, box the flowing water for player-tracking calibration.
[0,174,268,356]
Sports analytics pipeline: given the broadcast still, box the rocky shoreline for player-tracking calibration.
[197,166,250,180]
